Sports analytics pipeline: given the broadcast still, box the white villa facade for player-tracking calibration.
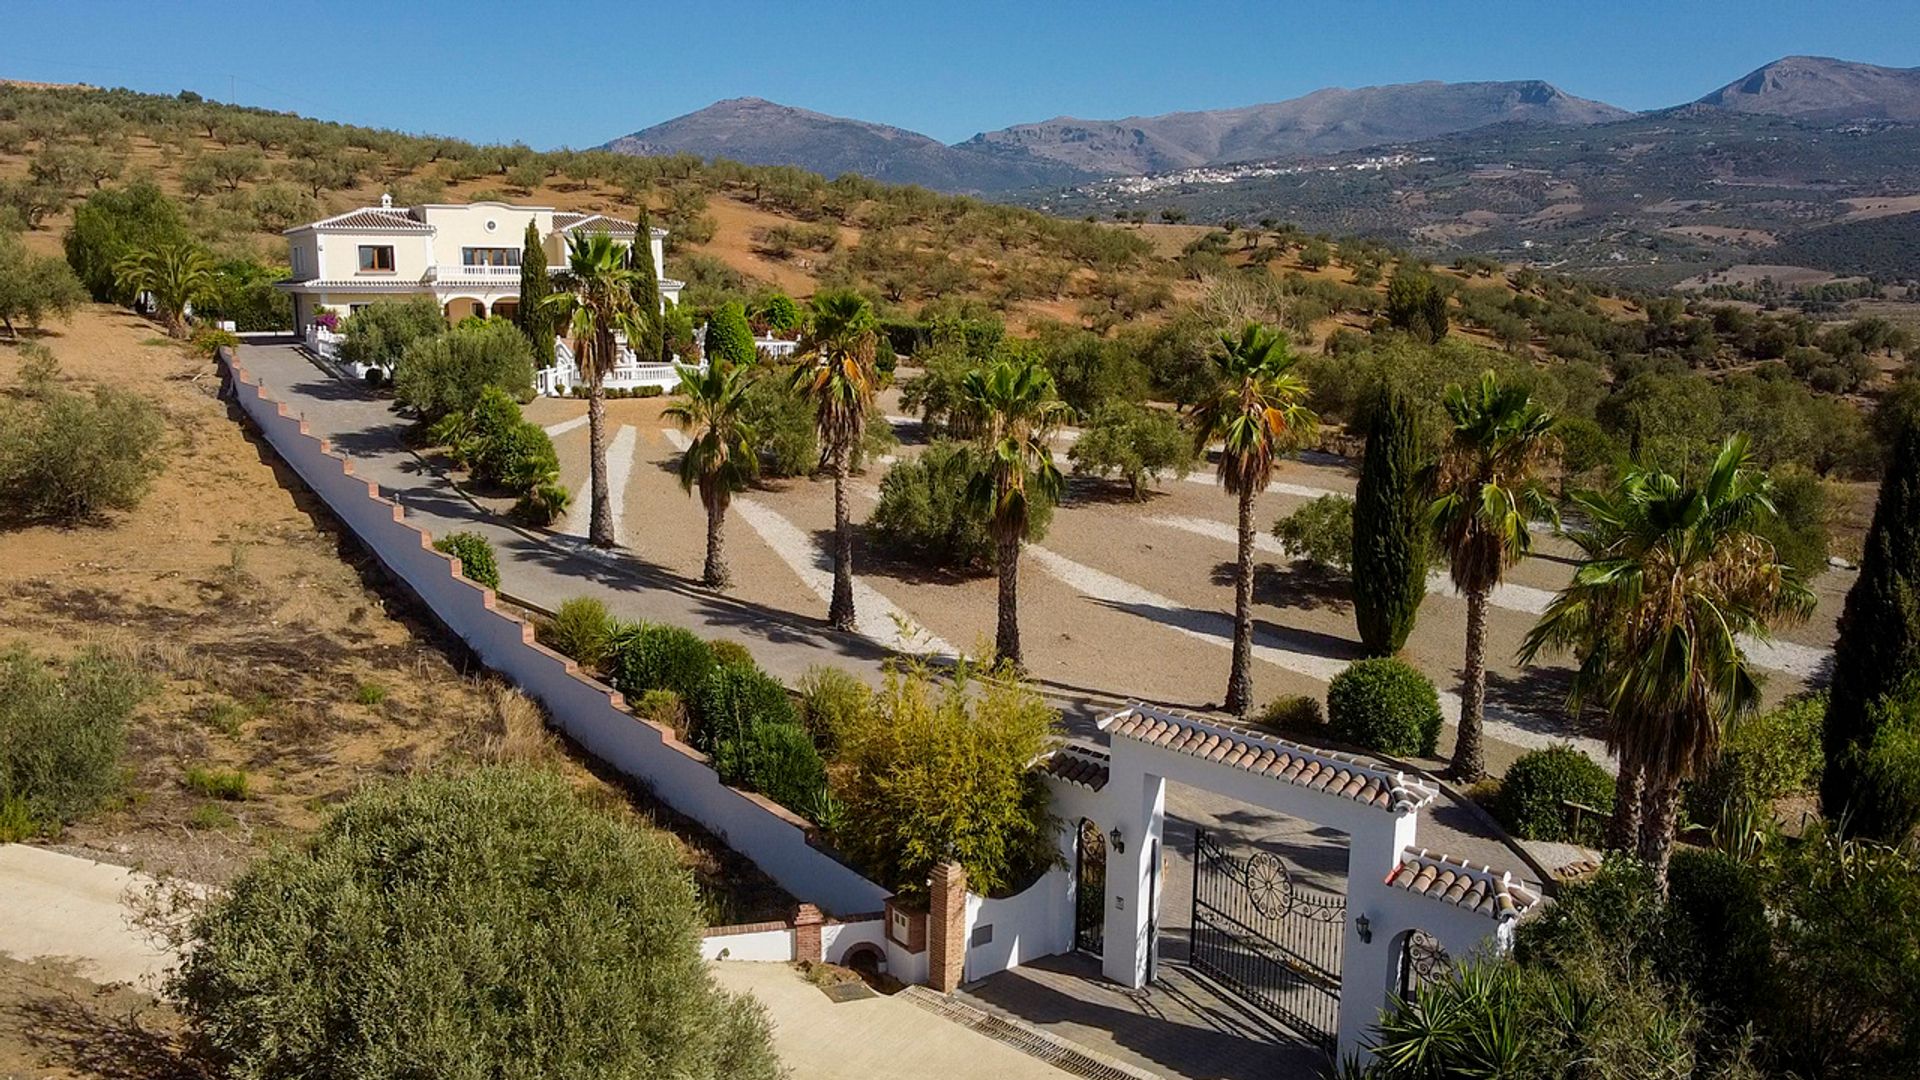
[277,197,682,330]
[281,197,699,392]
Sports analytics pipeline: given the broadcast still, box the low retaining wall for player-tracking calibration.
[220,348,891,917]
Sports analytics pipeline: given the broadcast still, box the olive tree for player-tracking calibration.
[171,766,781,1080]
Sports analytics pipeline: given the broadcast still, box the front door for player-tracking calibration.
[1074,819,1106,956]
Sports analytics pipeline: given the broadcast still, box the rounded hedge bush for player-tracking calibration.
[170,767,780,1079]
[1495,744,1615,842]
[433,532,499,591]
[612,624,714,706]
[1326,658,1442,756]
[1258,693,1324,733]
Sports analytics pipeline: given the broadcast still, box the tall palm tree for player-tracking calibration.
[1520,436,1813,889]
[665,362,757,588]
[1428,371,1559,781]
[1188,323,1317,716]
[957,358,1070,668]
[540,232,637,548]
[789,290,880,631]
[113,243,218,338]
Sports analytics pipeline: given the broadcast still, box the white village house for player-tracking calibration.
[279,197,713,393]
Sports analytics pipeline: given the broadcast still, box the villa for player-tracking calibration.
[281,197,706,392]
[278,196,681,328]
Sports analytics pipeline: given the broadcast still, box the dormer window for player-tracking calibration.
[358,246,396,273]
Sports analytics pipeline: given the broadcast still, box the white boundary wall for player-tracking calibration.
[700,924,796,962]
[222,349,891,917]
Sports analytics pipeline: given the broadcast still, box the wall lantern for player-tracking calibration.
[1108,827,1125,855]
[1355,913,1373,944]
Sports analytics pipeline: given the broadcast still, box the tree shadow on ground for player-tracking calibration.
[5,976,197,1080]
[1060,475,1175,506]
[1208,561,1352,614]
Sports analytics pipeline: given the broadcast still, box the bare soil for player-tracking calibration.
[0,308,791,922]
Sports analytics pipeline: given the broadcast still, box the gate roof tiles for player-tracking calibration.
[1039,745,1111,791]
[1387,849,1542,920]
[1099,704,1437,814]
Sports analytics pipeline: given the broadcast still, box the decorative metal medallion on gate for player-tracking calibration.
[1189,829,1345,1056]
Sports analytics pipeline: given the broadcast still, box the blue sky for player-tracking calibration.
[4,1,1917,148]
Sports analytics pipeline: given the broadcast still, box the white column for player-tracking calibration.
[1099,758,1165,988]
[1335,808,1421,1063]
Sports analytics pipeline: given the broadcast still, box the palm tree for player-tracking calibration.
[1188,323,1317,716]
[1520,437,1813,889]
[957,358,1070,668]
[665,362,757,588]
[113,243,217,338]
[540,232,637,548]
[789,289,879,631]
[1428,372,1559,781]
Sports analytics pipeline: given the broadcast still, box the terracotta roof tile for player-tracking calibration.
[1099,704,1437,814]
[313,208,432,232]
[1038,745,1110,792]
[1386,849,1543,921]
[556,212,638,237]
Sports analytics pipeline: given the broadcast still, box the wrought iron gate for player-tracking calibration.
[1189,828,1344,1055]
[1397,929,1451,1001]
[1075,819,1106,956]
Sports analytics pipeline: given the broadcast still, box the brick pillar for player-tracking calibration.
[793,904,824,964]
[927,861,967,992]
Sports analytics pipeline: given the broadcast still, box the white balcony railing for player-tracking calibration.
[536,337,700,397]
[439,263,521,279]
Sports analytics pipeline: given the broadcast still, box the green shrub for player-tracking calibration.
[1326,657,1442,756]
[538,597,614,671]
[512,481,571,526]
[63,180,191,302]
[189,803,237,831]
[871,441,1050,571]
[733,722,827,814]
[433,532,500,590]
[1257,693,1324,732]
[1067,402,1195,499]
[612,624,715,707]
[797,666,872,756]
[354,682,387,706]
[0,380,167,525]
[1495,745,1615,842]
[0,794,36,842]
[188,324,240,358]
[392,318,535,422]
[695,662,797,761]
[1661,847,1770,1020]
[170,767,780,1080]
[0,647,146,830]
[184,764,249,801]
[1856,679,1920,841]
[707,639,756,670]
[338,296,445,372]
[1272,494,1354,571]
[632,689,689,740]
[1687,694,1825,822]
[740,370,817,477]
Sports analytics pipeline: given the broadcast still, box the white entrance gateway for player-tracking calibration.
[1042,704,1541,1063]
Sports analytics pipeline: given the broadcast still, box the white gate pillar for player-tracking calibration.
[1335,807,1422,1063]
[1100,760,1165,988]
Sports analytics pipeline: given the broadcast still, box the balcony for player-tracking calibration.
[427,263,521,282]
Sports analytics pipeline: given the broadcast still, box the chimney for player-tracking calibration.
[380,192,393,209]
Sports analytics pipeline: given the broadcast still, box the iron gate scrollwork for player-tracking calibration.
[1189,828,1344,1056]
[1075,819,1106,956]
[1397,929,1452,1000]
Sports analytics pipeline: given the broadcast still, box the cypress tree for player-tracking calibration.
[1352,388,1428,655]
[1823,415,1920,835]
[706,301,756,369]
[627,207,665,364]
[517,221,553,367]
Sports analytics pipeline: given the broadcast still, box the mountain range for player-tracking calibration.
[602,56,1920,194]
